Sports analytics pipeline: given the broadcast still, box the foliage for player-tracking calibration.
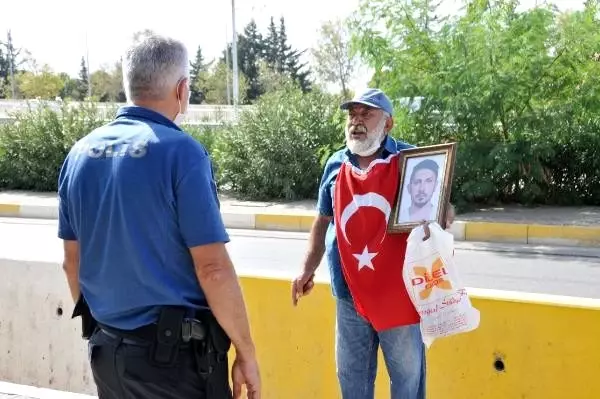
[352,0,600,206]
[0,91,346,201]
[16,66,65,99]
[312,18,357,99]
[212,82,345,200]
[78,57,89,100]
[89,62,126,103]
[0,101,112,191]
[1,25,312,105]
[189,46,211,104]
[222,16,313,102]
[0,30,27,99]
[198,61,250,105]
[185,124,222,156]
[2,6,600,209]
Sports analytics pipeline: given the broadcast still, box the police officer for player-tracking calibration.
[58,33,261,399]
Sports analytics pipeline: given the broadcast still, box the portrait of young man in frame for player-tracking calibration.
[388,143,457,233]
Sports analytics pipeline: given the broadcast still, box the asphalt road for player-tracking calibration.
[1,217,599,299]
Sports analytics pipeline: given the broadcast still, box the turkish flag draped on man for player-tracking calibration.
[334,153,420,331]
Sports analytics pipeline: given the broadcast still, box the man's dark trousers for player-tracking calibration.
[88,328,232,398]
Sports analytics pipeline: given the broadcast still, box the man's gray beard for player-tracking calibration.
[346,119,387,156]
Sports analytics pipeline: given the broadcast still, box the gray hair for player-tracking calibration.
[122,34,189,102]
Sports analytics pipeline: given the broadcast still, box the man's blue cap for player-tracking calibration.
[340,88,394,115]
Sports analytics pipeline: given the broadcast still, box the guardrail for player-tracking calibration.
[0,100,251,124]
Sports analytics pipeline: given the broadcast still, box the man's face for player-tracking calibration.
[345,104,387,155]
[408,168,437,207]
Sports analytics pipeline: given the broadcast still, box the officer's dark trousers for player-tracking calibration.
[88,328,231,399]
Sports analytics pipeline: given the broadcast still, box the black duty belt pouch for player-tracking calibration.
[150,306,186,367]
[193,310,233,398]
[71,295,97,340]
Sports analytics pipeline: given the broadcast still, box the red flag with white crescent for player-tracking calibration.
[334,153,420,331]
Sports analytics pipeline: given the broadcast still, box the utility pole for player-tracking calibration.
[231,0,239,109]
[7,30,16,99]
[85,32,91,98]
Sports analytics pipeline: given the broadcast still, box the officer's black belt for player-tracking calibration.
[98,318,207,345]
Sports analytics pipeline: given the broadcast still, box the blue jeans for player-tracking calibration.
[335,297,426,399]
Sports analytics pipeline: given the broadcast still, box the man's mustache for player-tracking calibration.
[349,125,367,134]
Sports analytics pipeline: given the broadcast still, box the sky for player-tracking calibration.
[1,0,585,91]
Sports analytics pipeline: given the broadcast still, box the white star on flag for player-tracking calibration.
[353,245,378,271]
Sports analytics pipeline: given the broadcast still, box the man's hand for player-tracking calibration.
[232,353,261,399]
[292,215,329,306]
[292,271,315,306]
[420,203,456,240]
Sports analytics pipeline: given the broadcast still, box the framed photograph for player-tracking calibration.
[388,142,457,233]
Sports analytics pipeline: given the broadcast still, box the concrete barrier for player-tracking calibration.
[1,258,599,398]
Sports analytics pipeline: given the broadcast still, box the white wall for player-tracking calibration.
[0,258,95,395]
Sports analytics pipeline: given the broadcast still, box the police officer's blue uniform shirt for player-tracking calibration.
[57,106,229,330]
[316,135,414,299]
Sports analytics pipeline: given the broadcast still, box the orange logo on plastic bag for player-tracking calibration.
[411,257,452,300]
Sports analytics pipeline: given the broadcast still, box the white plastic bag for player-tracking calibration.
[402,222,480,348]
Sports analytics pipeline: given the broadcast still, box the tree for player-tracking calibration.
[0,47,9,98]
[312,19,356,99]
[201,61,249,105]
[58,72,81,100]
[263,17,279,68]
[78,56,89,100]
[17,65,64,99]
[258,17,311,92]
[240,20,265,101]
[90,62,126,102]
[255,59,294,94]
[189,46,211,104]
[219,17,312,100]
[350,0,600,206]
[220,20,267,102]
[274,17,311,92]
[0,30,27,99]
[276,17,291,73]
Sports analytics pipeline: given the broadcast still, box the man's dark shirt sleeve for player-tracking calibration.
[57,156,77,240]
[175,142,229,248]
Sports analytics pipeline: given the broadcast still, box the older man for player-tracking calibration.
[293,88,453,399]
[58,34,260,399]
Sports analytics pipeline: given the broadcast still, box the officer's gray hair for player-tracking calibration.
[122,34,189,102]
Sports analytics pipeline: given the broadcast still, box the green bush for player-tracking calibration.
[213,83,345,200]
[184,124,223,156]
[2,94,597,209]
[0,101,113,191]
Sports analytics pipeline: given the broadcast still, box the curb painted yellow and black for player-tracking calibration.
[0,202,58,219]
[227,212,600,247]
[2,202,599,247]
